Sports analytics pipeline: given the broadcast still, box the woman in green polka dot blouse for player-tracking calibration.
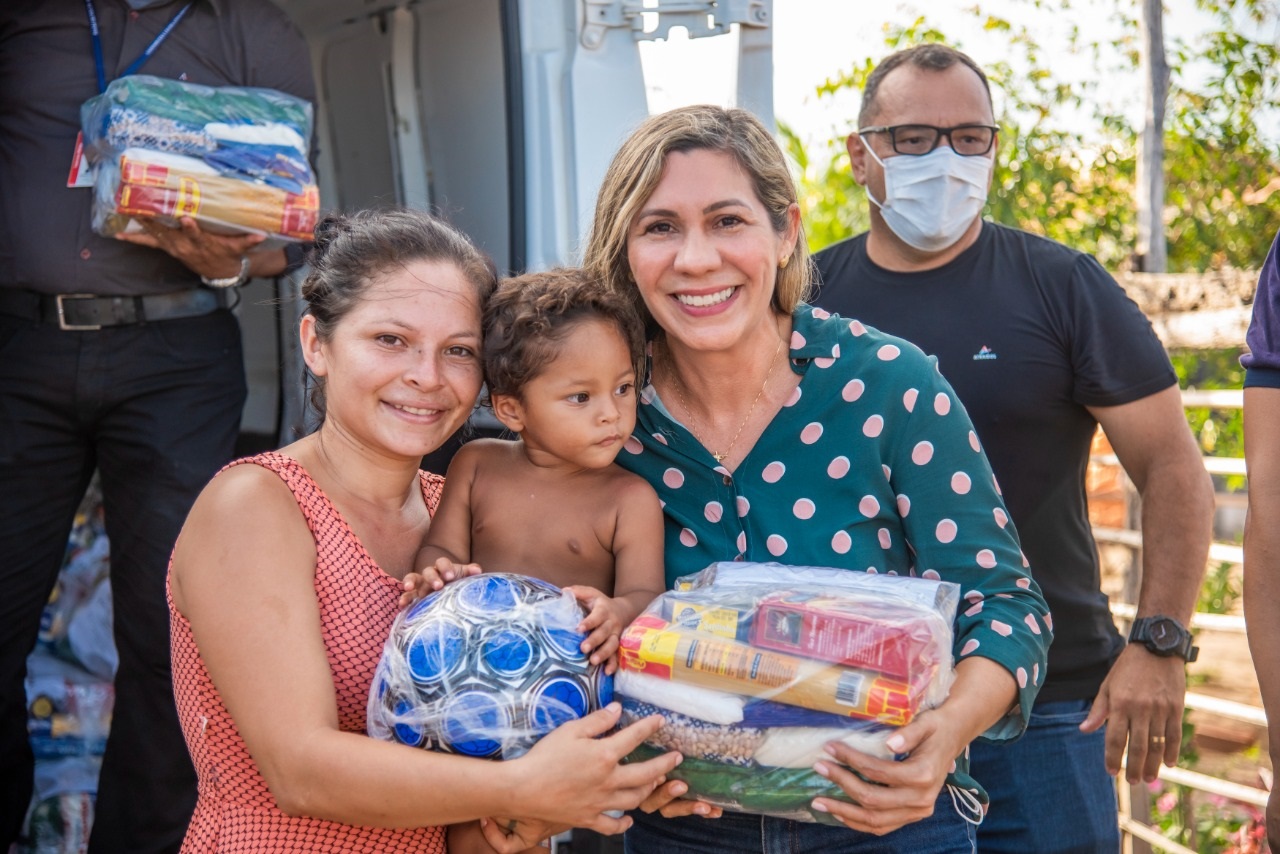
[583,106,1052,853]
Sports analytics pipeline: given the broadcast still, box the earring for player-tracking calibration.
[778,255,790,270]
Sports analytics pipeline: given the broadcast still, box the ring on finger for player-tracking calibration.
[1150,735,1166,744]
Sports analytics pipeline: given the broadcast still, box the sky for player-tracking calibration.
[636,0,1262,149]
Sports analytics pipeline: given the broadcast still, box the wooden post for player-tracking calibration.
[1135,0,1169,272]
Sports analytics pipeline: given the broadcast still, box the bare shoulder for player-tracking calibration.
[601,465,661,506]
[171,462,315,609]
[452,437,522,470]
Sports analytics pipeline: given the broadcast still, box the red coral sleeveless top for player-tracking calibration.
[168,452,447,853]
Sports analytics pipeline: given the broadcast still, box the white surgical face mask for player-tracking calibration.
[864,144,992,252]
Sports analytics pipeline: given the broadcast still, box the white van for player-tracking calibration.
[238,0,777,472]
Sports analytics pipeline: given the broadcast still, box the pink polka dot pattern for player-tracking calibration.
[653,433,668,446]
[912,441,934,465]
[951,472,971,494]
[842,379,865,401]
[903,388,918,411]
[936,519,957,543]
[832,530,852,554]
[704,501,723,523]
[976,549,996,568]
[785,386,802,407]
[877,528,891,549]
[827,456,851,478]
[736,496,751,517]
[736,531,747,553]
[814,356,836,369]
[849,319,867,336]
[793,498,816,519]
[680,528,698,547]
[993,508,1008,528]
[762,461,786,483]
[961,639,980,656]
[791,330,807,348]
[624,437,643,455]
[896,494,911,517]
[663,468,685,489]
[934,393,951,415]
[921,569,941,580]
[1024,614,1041,634]
[766,534,788,556]
[1016,667,1028,688]
[882,464,892,480]
[800,422,824,444]
[858,495,880,517]
[877,344,901,361]
[812,307,831,320]
[863,414,884,437]
[968,431,981,452]
[991,620,1013,637]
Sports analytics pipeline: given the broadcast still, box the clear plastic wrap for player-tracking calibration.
[617,562,958,823]
[80,75,318,245]
[367,573,613,760]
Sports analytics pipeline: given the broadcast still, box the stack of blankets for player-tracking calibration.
[80,74,318,244]
[617,562,958,824]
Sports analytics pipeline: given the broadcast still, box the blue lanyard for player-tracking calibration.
[84,0,195,94]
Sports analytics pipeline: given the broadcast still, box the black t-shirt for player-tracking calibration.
[813,223,1175,702]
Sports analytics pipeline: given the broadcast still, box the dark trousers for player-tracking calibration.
[0,310,246,854]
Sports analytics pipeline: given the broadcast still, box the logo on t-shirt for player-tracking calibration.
[973,345,998,361]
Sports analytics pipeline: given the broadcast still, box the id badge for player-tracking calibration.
[66,132,94,188]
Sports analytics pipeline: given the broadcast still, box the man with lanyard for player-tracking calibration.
[0,1,315,850]
[812,44,1214,853]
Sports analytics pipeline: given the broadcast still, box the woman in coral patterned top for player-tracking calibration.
[168,208,680,853]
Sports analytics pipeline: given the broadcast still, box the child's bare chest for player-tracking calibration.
[468,480,618,591]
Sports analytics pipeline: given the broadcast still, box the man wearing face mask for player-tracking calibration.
[814,44,1214,853]
[0,1,314,851]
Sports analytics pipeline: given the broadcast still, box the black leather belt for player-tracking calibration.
[0,287,228,330]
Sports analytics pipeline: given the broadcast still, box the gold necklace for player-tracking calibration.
[665,336,786,464]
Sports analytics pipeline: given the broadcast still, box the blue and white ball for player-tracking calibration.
[368,573,613,759]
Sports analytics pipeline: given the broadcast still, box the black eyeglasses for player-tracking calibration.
[857,124,998,157]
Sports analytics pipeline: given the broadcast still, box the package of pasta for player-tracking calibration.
[615,562,958,822]
[80,74,318,245]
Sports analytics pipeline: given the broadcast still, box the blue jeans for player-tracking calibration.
[968,698,1120,854]
[624,791,976,854]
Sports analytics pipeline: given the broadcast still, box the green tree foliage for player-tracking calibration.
[795,2,1280,273]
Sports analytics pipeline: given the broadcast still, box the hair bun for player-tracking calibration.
[311,213,350,259]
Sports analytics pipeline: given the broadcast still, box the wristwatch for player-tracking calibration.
[1128,615,1199,662]
[200,255,251,289]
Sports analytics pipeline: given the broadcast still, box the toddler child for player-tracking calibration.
[402,266,666,669]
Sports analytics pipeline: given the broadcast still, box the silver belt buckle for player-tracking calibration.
[55,293,102,331]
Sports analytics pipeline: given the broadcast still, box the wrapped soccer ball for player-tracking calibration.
[368,573,614,759]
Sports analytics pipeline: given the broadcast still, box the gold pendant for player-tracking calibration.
[713,452,726,463]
